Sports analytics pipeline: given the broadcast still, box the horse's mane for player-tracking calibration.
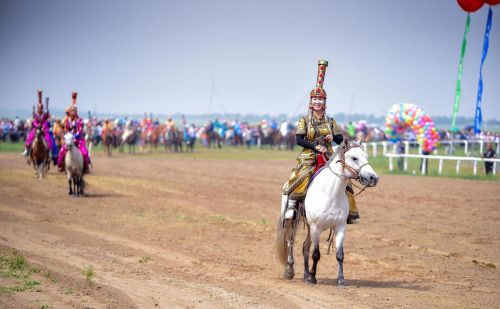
[328,138,363,165]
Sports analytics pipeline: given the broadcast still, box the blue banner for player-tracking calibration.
[474,8,493,135]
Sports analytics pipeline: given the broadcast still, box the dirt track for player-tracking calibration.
[0,152,499,308]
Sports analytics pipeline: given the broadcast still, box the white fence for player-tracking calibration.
[384,153,499,176]
[361,139,499,158]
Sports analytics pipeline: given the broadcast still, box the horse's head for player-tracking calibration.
[64,133,74,149]
[36,128,43,138]
[338,138,379,187]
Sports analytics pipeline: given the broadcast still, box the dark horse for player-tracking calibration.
[122,128,139,154]
[30,128,49,179]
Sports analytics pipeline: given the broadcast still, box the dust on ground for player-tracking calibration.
[0,152,499,308]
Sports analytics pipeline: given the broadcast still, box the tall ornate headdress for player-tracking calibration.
[309,60,328,99]
[37,90,43,110]
[66,92,78,113]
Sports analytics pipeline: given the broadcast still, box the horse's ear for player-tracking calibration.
[343,136,349,149]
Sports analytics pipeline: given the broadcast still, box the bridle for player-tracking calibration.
[324,142,372,196]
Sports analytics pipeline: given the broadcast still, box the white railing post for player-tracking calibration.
[372,143,377,157]
[384,153,500,177]
[404,141,409,171]
[382,141,387,155]
[418,145,422,155]
[464,141,468,154]
[392,143,397,154]
[480,140,484,154]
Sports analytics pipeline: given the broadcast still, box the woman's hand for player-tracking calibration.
[325,134,333,142]
[315,145,327,153]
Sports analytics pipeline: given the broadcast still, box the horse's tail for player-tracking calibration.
[276,221,288,267]
[275,193,289,267]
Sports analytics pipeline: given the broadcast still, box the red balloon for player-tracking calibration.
[485,0,500,5]
[457,0,485,12]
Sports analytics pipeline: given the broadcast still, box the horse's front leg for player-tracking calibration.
[302,224,312,281]
[283,220,296,280]
[75,176,80,197]
[307,225,321,284]
[68,178,73,195]
[335,224,346,286]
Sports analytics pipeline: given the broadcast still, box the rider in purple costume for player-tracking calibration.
[57,92,92,174]
[22,90,53,158]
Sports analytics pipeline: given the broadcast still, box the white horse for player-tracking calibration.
[64,133,85,196]
[277,138,379,285]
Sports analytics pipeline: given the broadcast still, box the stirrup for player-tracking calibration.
[284,203,298,220]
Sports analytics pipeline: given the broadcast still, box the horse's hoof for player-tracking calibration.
[307,277,317,285]
[283,269,294,280]
[337,278,345,286]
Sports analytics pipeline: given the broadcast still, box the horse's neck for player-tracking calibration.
[322,157,349,195]
[67,145,78,158]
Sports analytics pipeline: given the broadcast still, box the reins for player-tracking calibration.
[325,143,371,197]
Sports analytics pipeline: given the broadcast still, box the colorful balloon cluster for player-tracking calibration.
[457,0,500,13]
[385,103,439,153]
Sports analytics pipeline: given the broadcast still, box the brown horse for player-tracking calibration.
[150,125,163,152]
[30,128,49,179]
[102,129,113,157]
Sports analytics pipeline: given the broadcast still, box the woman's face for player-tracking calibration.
[310,97,326,112]
[70,110,76,118]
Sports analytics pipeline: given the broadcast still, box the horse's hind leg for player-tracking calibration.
[75,177,79,197]
[302,223,312,281]
[79,177,85,196]
[73,176,78,196]
[334,225,346,286]
[283,220,297,280]
[68,178,73,195]
[306,224,321,284]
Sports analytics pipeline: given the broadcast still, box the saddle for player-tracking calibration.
[307,153,330,188]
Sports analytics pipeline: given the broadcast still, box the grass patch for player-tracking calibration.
[43,270,58,283]
[0,142,24,153]
[81,264,94,287]
[208,214,227,222]
[175,214,190,221]
[63,287,73,295]
[2,141,497,181]
[0,248,41,292]
[138,256,151,264]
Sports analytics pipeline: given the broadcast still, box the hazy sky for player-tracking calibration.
[1,0,499,119]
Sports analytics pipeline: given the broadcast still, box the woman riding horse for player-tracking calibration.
[57,92,92,174]
[282,60,360,223]
[22,90,53,160]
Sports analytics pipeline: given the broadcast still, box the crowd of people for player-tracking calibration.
[2,113,500,154]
